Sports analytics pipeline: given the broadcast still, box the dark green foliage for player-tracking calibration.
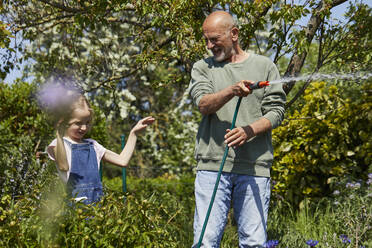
[0,20,15,80]
[0,177,195,247]
[0,81,54,199]
[84,104,109,147]
[0,135,56,200]
[106,175,195,216]
[0,81,54,152]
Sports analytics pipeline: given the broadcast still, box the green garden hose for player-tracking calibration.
[196,96,242,248]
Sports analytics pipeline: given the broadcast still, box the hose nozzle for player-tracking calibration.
[248,81,270,90]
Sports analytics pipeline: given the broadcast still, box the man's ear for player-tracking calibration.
[231,27,239,42]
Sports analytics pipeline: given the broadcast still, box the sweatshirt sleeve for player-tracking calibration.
[261,63,286,129]
[188,60,214,107]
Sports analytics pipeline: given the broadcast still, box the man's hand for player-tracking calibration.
[224,126,254,147]
[230,80,254,97]
[224,118,273,147]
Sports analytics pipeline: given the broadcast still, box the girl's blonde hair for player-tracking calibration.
[53,92,94,171]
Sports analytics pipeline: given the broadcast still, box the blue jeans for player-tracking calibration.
[193,171,271,248]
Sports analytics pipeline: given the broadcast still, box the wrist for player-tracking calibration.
[228,85,237,97]
[243,125,255,139]
[129,130,137,138]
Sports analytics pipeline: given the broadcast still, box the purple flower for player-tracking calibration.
[340,234,351,244]
[306,239,319,247]
[368,173,372,179]
[346,182,354,188]
[266,240,279,248]
[367,178,372,186]
[333,190,340,196]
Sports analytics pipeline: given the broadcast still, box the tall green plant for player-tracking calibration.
[0,135,55,200]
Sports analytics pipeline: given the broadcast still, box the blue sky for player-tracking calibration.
[2,1,365,84]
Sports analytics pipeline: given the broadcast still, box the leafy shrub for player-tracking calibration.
[104,175,195,217]
[272,81,371,207]
[0,135,55,200]
[0,81,54,152]
[129,103,198,177]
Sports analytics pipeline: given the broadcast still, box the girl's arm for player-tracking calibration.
[102,116,155,167]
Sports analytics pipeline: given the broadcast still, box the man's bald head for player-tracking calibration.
[202,11,242,62]
[203,11,236,32]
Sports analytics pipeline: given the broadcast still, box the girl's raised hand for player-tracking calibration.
[131,116,155,135]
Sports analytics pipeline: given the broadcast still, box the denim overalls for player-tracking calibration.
[65,139,103,205]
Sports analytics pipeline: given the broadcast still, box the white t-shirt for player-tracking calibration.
[47,137,106,183]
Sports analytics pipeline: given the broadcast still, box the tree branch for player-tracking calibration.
[283,0,347,95]
[15,13,75,31]
[36,0,83,13]
[86,69,140,92]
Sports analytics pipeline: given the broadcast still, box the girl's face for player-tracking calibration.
[65,106,92,143]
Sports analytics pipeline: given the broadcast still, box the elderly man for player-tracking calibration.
[188,11,286,247]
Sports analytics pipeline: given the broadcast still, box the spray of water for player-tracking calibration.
[269,72,372,85]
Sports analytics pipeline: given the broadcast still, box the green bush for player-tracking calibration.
[0,81,55,199]
[0,80,108,148]
[0,81,54,152]
[104,175,195,217]
[0,179,195,247]
[272,81,371,207]
[0,135,55,200]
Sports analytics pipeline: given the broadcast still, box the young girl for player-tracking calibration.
[46,89,154,204]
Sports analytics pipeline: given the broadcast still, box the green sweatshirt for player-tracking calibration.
[188,53,286,177]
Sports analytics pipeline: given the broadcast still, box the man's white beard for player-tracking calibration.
[214,46,235,62]
[214,50,227,62]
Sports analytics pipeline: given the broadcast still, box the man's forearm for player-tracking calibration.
[198,80,254,115]
[198,87,234,115]
[247,117,272,137]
